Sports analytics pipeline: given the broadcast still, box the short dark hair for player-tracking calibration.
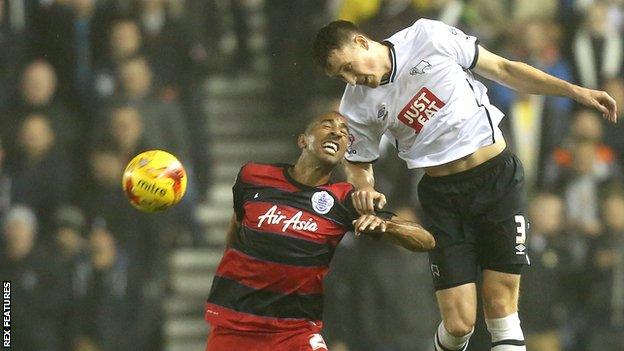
[313,20,364,70]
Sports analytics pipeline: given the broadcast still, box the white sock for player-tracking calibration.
[486,312,526,350]
[434,322,473,351]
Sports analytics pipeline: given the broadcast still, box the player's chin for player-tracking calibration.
[318,152,344,166]
[367,78,380,88]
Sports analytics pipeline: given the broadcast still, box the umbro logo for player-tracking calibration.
[377,103,388,119]
[431,264,440,277]
[410,60,432,75]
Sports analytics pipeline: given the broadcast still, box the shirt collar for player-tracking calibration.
[380,40,397,85]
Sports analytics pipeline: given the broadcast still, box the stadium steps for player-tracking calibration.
[164,0,300,348]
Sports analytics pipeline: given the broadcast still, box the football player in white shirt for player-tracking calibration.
[313,19,617,351]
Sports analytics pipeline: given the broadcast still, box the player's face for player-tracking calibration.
[326,37,383,88]
[305,114,349,165]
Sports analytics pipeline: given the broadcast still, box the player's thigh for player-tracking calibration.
[419,177,479,290]
[473,152,530,270]
[435,282,478,333]
[206,326,268,351]
[481,269,521,318]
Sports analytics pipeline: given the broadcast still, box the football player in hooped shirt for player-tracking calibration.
[313,20,617,351]
[204,111,435,351]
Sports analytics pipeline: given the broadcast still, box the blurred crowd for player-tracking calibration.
[0,0,225,350]
[1,0,624,351]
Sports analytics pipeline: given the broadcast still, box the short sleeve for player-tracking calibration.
[420,19,479,69]
[339,93,383,163]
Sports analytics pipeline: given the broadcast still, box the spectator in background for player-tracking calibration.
[52,205,88,268]
[50,205,88,350]
[70,224,138,351]
[2,60,79,156]
[521,193,572,351]
[562,138,619,237]
[29,0,114,110]
[113,55,191,161]
[94,18,143,100]
[583,188,624,350]
[489,19,574,189]
[0,205,65,351]
[9,114,72,238]
[572,2,623,89]
[544,109,620,193]
[134,0,194,94]
[104,105,151,161]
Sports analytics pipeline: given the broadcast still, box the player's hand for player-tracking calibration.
[351,187,386,215]
[352,214,387,236]
[576,87,618,123]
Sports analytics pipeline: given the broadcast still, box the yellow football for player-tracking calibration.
[122,150,187,212]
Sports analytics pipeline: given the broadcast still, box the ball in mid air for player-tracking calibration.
[122,150,187,212]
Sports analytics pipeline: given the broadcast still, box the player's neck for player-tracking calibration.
[289,160,332,187]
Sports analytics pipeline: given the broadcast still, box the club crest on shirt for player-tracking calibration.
[377,103,388,119]
[410,60,432,75]
[311,191,334,214]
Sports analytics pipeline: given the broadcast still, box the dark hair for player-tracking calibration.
[313,20,364,70]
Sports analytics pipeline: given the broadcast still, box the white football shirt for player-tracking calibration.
[340,19,505,168]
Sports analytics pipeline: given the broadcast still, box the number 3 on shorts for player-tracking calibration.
[514,215,526,244]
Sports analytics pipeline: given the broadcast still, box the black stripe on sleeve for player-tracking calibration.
[468,39,480,70]
[232,226,332,267]
[208,276,323,320]
[491,339,526,347]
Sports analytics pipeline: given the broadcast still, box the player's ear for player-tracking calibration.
[297,134,307,149]
[354,35,369,50]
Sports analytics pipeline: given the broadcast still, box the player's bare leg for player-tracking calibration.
[482,270,525,350]
[434,283,477,351]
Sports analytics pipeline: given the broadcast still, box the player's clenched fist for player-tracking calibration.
[351,188,387,215]
[352,214,387,236]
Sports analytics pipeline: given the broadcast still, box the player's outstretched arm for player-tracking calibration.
[353,214,435,252]
[473,45,618,123]
[345,161,387,214]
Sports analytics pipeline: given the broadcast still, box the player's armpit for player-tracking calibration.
[225,213,241,249]
[355,215,435,252]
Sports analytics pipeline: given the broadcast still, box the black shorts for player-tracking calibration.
[418,148,530,290]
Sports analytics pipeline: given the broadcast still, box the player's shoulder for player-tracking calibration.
[318,182,355,203]
[238,162,285,181]
[386,18,438,42]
